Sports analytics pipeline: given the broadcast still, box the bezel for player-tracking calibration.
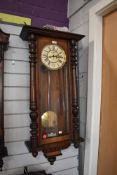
[41,44,66,70]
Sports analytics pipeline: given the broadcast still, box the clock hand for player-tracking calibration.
[49,55,57,58]
[49,54,63,58]
[56,55,63,59]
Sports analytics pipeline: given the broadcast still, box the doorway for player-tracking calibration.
[84,1,117,175]
[98,10,117,175]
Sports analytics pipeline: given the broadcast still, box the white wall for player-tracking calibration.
[68,0,101,174]
[0,23,79,175]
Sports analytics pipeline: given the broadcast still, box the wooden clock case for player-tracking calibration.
[20,25,84,164]
[0,29,10,170]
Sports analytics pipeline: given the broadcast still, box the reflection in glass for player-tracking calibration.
[41,111,59,139]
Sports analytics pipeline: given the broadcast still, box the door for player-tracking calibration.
[98,10,117,175]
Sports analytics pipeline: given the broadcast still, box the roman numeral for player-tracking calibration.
[58,59,62,63]
[44,58,48,62]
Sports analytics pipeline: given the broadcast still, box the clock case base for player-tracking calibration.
[25,135,71,165]
[20,25,85,165]
[25,135,84,165]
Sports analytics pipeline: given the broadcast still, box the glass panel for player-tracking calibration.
[41,111,64,139]
[38,38,72,142]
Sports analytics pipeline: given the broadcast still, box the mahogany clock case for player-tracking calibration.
[20,25,84,164]
[0,29,10,170]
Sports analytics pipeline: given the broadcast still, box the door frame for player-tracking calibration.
[83,1,117,175]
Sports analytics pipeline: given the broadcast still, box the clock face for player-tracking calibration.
[41,44,66,70]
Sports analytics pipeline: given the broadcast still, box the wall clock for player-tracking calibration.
[20,26,84,164]
[0,29,10,170]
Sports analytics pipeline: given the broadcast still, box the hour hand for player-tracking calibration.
[49,55,57,58]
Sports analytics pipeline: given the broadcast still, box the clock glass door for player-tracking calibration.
[37,37,72,144]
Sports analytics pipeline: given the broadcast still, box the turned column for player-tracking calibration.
[70,40,83,148]
[0,29,9,170]
[29,33,38,157]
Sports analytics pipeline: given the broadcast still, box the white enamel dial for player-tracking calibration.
[41,44,66,70]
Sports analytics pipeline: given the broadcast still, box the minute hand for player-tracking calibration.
[56,55,63,59]
[49,55,57,58]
